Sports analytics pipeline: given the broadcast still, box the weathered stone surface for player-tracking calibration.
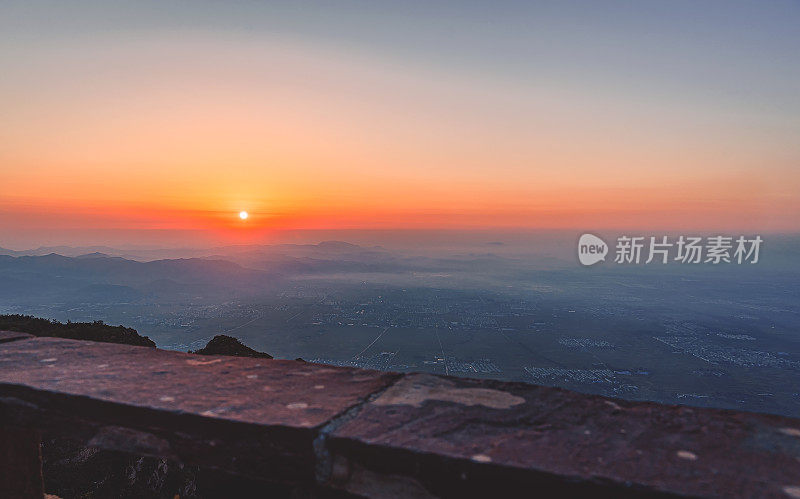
[0,330,33,344]
[327,373,800,498]
[0,337,397,484]
[2,336,800,497]
[0,337,395,428]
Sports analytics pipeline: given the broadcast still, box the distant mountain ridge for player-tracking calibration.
[75,252,121,259]
[0,242,575,307]
[0,253,277,304]
[0,240,385,261]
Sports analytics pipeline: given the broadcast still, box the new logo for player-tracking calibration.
[578,233,608,266]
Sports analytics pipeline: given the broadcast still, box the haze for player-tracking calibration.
[2,1,799,249]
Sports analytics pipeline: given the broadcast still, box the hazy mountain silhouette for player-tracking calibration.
[0,254,278,303]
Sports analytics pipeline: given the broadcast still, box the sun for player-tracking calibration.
[238,211,248,220]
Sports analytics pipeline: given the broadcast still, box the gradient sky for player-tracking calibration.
[1,1,798,248]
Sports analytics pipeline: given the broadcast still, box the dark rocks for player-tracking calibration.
[0,426,44,498]
[0,315,155,347]
[192,334,273,359]
[41,438,197,499]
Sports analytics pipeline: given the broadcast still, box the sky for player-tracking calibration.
[1,1,799,248]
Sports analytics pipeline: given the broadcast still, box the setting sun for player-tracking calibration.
[239,211,248,220]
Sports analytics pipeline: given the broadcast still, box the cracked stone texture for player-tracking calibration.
[328,373,800,498]
[0,337,396,429]
[0,336,397,485]
[2,336,800,497]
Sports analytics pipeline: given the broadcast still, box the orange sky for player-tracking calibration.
[2,4,799,248]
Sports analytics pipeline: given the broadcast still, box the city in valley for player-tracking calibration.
[2,235,798,418]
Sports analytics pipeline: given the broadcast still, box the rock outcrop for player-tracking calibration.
[0,314,155,347]
[191,334,272,358]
